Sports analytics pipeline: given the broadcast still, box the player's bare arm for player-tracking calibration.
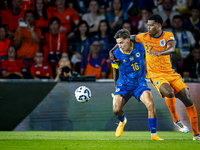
[109,44,119,62]
[113,68,119,88]
[149,41,176,56]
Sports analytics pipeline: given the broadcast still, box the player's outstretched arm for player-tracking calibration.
[109,44,119,63]
[130,35,136,43]
[149,41,176,56]
[113,68,119,88]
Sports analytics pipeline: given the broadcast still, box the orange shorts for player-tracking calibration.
[150,73,188,98]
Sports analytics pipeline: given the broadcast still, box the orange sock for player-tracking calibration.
[165,97,180,123]
[186,104,199,136]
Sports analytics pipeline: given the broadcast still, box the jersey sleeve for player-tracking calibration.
[71,8,79,22]
[135,34,143,43]
[30,65,35,76]
[1,60,7,71]
[165,32,175,43]
[1,10,8,25]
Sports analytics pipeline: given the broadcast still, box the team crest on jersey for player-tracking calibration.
[136,52,140,57]
[123,59,127,62]
[156,80,160,86]
[66,16,69,20]
[129,57,134,61]
[115,88,120,92]
[160,39,165,47]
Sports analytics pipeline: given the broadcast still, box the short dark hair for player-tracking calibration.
[172,15,183,21]
[50,17,61,24]
[148,14,163,25]
[190,4,200,11]
[24,10,34,18]
[193,45,200,50]
[114,29,130,39]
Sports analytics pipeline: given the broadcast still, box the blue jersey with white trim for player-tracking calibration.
[112,42,146,86]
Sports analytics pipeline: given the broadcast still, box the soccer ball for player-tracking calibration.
[75,86,91,103]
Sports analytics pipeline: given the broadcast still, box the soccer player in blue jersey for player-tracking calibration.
[112,29,163,140]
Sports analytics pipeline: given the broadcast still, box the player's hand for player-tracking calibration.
[149,51,161,56]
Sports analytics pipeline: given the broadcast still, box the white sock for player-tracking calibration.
[151,133,156,138]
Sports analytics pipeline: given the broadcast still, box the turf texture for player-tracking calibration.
[0,131,199,150]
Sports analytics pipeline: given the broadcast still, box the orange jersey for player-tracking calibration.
[14,27,41,59]
[1,9,25,32]
[34,10,52,28]
[51,8,79,33]
[21,0,35,11]
[135,31,176,78]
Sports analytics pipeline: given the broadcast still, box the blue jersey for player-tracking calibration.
[111,42,146,86]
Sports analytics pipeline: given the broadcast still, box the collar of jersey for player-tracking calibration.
[119,42,134,54]
[150,31,163,38]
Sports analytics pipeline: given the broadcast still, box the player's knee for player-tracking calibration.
[165,89,174,98]
[113,107,121,115]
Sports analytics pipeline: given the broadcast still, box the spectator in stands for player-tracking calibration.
[34,0,52,35]
[30,51,53,79]
[183,5,200,44]
[157,0,180,29]
[70,20,91,73]
[14,10,41,68]
[1,46,26,79]
[21,0,35,11]
[171,15,196,74]
[82,0,105,37]
[80,40,108,79]
[106,0,123,36]
[175,0,192,15]
[138,9,152,33]
[0,26,12,60]
[1,0,25,38]
[172,15,196,60]
[43,17,67,76]
[54,57,72,82]
[95,20,115,60]
[52,0,79,38]
[66,0,89,17]
[122,20,132,34]
[183,46,200,79]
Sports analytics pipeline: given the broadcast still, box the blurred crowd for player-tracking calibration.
[0,0,200,81]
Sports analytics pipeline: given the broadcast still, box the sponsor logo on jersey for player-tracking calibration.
[115,88,120,92]
[160,39,165,47]
[129,57,134,61]
[156,80,160,86]
[136,52,140,57]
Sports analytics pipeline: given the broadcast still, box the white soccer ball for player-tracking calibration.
[75,86,91,103]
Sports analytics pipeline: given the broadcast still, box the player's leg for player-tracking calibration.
[159,82,189,133]
[176,88,200,140]
[113,94,127,137]
[140,90,164,140]
[159,83,180,123]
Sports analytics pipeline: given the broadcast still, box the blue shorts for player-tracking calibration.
[114,82,150,103]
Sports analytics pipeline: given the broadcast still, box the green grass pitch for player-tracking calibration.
[0,131,199,150]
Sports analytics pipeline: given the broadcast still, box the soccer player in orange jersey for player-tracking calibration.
[110,14,200,140]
